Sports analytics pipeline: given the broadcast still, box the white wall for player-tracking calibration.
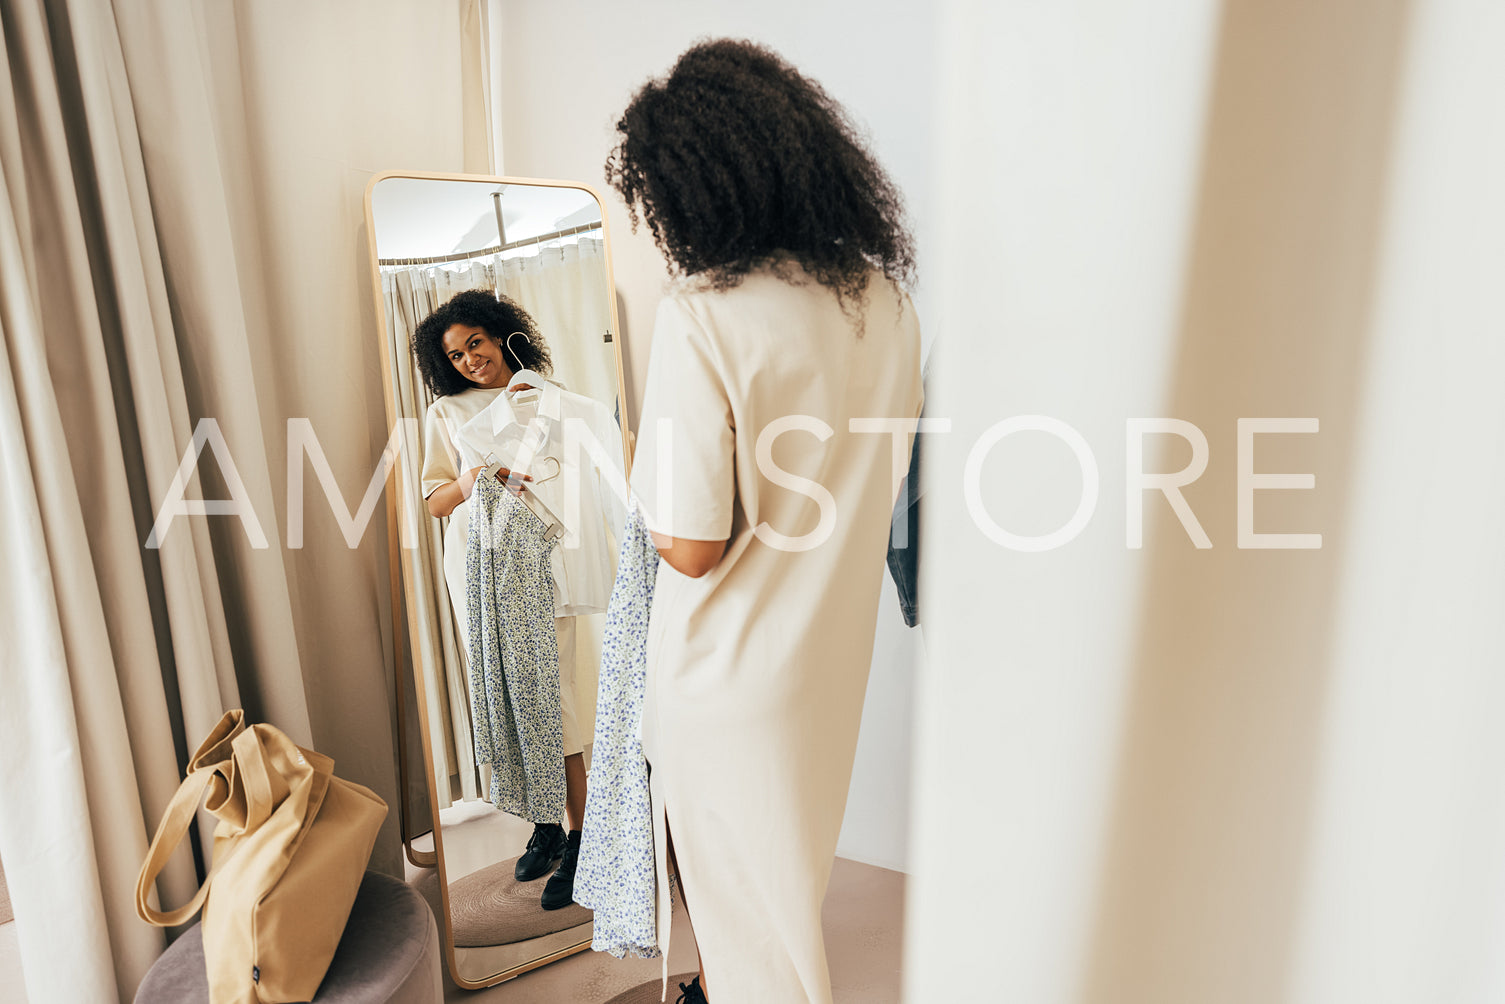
[909,1,1222,995]
[490,0,938,871]
[1285,2,1505,1000]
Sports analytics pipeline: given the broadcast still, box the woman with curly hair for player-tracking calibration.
[414,289,593,907]
[611,39,922,1003]
[414,288,552,522]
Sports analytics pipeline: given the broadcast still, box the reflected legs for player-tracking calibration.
[541,753,589,910]
[558,615,590,833]
[564,752,587,830]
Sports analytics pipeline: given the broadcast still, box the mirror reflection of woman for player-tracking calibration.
[412,291,590,909]
[608,40,922,1004]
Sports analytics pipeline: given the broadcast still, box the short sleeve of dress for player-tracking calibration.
[420,401,460,500]
[630,295,735,541]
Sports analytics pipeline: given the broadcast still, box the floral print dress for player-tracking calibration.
[574,498,661,958]
[465,474,567,824]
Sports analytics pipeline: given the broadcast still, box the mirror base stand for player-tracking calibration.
[405,840,438,869]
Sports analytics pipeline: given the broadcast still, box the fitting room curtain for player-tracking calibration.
[1,1,280,999]
[380,237,613,811]
[0,0,483,1000]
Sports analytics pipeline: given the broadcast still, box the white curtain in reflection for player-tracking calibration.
[381,269,481,809]
[495,239,619,407]
[386,236,616,400]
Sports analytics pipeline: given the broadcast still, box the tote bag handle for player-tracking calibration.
[135,709,250,927]
[134,765,223,927]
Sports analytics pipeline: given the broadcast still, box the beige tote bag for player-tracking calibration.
[135,710,388,1003]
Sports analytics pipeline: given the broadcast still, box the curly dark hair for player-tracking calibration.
[410,289,553,398]
[605,38,916,312]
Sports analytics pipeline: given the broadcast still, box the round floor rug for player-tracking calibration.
[419,855,592,947]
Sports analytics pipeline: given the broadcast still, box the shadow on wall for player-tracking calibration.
[1078,1,1414,1003]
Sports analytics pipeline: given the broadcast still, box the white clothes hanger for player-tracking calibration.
[482,451,565,541]
[476,330,565,537]
[505,332,534,387]
[507,372,546,398]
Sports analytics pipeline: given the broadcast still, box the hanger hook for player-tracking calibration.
[505,330,529,370]
[530,456,561,485]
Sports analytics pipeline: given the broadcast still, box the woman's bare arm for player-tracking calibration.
[650,532,728,579]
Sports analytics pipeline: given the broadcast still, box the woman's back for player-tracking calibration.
[607,35,922,1002]
[635,261,920,645]
[630,262,920,1002]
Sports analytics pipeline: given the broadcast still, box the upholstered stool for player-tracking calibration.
[134,871,442,1004]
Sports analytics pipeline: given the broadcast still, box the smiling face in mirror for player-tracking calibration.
[369,175,626,987]
[410,288,557,399]
[441,324,512,389]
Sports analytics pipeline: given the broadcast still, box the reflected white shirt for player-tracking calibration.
[455,373,627,616]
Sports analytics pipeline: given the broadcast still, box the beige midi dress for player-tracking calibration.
[630,262,922,1003]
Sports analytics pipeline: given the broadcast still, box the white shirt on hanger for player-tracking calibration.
[455,371,627,616]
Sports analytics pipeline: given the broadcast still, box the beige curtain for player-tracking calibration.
[0,0,277,999]
[0,0,478,1000]
[378,237,612,810]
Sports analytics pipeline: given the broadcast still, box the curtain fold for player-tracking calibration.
[1,0,474,1000]
[112,0,313,738]
[0,0,246,998]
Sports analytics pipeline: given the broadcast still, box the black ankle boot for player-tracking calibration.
[675,975,708,1003]
[540,829,581,910]
[514,822,566,882]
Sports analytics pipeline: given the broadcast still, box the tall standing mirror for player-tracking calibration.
[364,172,630,989]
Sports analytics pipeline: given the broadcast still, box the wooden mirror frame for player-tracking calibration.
[362,170,631,989]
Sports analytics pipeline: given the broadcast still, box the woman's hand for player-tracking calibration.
[427,466,535,519]
[489,466,534,496]
[460,465,536,498]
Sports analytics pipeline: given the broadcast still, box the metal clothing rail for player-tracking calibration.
[377,221,604,267]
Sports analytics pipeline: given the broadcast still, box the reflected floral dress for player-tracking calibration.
[465,474,567,824]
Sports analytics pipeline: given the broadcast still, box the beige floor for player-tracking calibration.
[417,854,905,1004]
[0,859,22,1004]
[0,922,26,1004]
